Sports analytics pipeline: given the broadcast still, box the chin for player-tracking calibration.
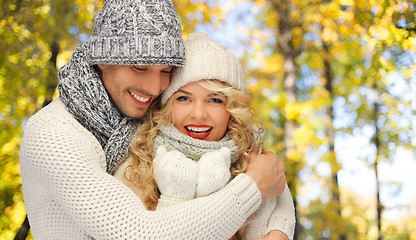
[121,109,146,119]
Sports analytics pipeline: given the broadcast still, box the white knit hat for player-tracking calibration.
[161,32,244,104]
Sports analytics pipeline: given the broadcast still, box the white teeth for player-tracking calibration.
[191,131,205,136]
[129,91,150,103]
[187,126,211,132]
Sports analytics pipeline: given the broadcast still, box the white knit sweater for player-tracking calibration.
[20,98,263,240]
[116,148,296,240]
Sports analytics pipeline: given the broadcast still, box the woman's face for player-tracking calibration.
[171,82,230,141]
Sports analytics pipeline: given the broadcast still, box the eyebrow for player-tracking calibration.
[175,89,225,98]
[176,89,192,95]
[208,92,225,97]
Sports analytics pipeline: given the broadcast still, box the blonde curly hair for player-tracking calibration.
[125,79,263,210]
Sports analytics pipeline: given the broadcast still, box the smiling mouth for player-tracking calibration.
[185,125,213,140]
[128,90,151,104]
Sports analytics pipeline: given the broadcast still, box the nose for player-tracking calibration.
[190,101,208,120]
[142,72,169,96]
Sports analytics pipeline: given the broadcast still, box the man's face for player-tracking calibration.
[98,64,173,118]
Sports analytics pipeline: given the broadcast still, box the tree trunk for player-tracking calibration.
[323,42,346,240]
[42,40,60,108]
[14,215,29,240]
[270,0,299,238]
[372,80,383,240]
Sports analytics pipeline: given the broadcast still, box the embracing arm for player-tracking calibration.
[265,183,296,240]
[20,110,262,240]
[244,183,295,240]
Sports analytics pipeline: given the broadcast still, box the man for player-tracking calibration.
[20,0,286,239]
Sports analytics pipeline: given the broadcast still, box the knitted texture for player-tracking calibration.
[195,147,231,197]
[86,0,185,66]
[58,44,140,175]
[153,146,232,209]
[162,32,244,104]
[153,146,199,201]
[154,125,241,163]
[149,126,295,239]
[243,198,277,240]
[244,183,296,240]
[266,183,297,240]
[20,98,263,239]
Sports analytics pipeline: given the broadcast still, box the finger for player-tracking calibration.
[248,148,259,161]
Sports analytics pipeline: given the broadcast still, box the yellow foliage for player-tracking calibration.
[284,104,300,121]
[339,0,354,5]
[34,4,51,16]
[286,148,302,162]
[1,138,20,155]
[57,50,75,69]
[293,125,315,150]
[7,54,19,64]
[322,27,339,43]
[17,97,29,110]
[353,22,365,34]
[265,54,284,75]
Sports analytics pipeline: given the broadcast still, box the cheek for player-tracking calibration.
[101,73,118,98]
[170,105,183,125]
[216,110,231,131]
[172,113,186,133]
[161,77,171,92]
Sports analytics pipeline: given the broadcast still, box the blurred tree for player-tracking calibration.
[392,0,416,34]
[1,0,226,238]
[2,0,415,239]
[1,0,103,238]
[233,0,415,239]
[343,1,416,238]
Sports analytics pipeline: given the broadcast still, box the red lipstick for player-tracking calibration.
[185,124,213,140]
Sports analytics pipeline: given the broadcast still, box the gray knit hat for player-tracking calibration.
[85,0,185,67]
[161,32,244,104]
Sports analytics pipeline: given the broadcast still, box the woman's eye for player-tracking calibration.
[209,98,224,104]
[176,96,190,102]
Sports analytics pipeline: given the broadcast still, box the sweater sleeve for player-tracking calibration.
[20,100,262,240]
[266,183,296,240]
[243,183,296,240]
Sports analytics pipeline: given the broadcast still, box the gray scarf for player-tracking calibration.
[58,43,141,175]
[154,125,241,163]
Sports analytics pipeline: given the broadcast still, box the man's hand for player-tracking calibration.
[245,150,286,198]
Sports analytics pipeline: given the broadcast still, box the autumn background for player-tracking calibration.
[1,0,416,239]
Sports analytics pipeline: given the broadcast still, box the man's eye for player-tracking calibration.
[132,66,146,71]
[161,69,173,74]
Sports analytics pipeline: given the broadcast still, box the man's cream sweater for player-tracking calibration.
[20,98,262,239]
